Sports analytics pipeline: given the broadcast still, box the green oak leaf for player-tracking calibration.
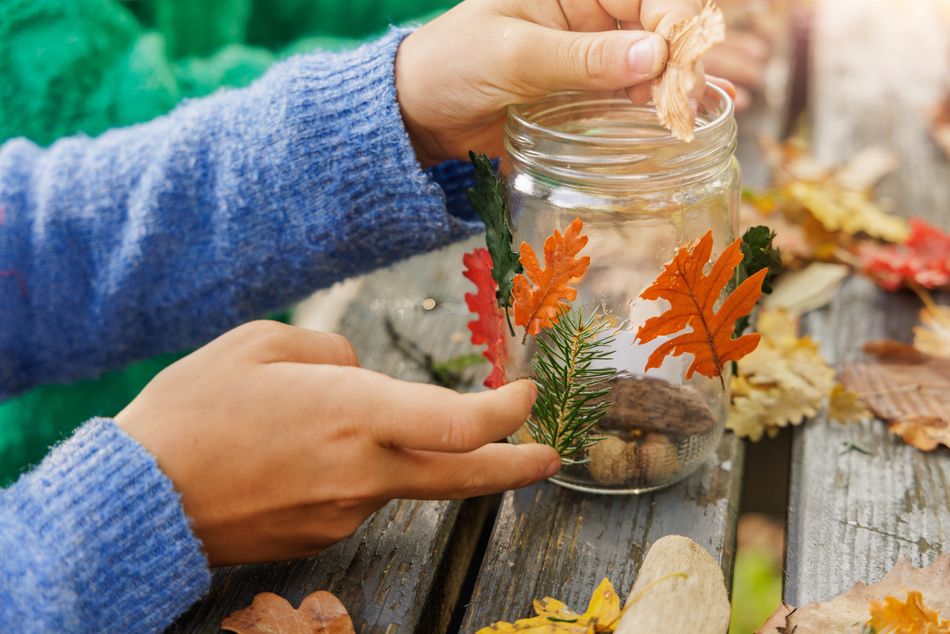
[731,225,783,336]
[466,152,522,314]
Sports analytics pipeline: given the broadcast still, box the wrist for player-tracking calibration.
[394,28,447,168]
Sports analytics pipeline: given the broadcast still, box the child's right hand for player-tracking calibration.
[115,321,558,566]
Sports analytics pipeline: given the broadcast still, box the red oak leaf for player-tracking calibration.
[861,218,950,291]
[463,248,508,389]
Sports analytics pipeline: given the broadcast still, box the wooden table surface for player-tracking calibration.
[171,1,950,631]
[785,0,950,608]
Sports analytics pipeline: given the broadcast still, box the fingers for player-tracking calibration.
[366,378,538,452]
[704,44,766,89]
[707,74,737,101]
[595,0,702,37]
[281,330,359,367]
[626,81,654,105]
[522,23,667,92]
[639,0,703,37]
[391,442,561,500]
[227,320,359,367]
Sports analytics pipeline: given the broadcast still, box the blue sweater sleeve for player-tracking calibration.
[0,419,210,633]
[0,28,480,398]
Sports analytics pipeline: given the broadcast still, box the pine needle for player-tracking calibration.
[527,308,617,464]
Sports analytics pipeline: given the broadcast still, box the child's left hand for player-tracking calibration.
[396,0,705,166]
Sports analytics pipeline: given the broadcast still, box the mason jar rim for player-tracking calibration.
[507,82,734,147]
[504,83,737,190]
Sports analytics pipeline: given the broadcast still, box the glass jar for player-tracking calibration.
[505,84,739,494]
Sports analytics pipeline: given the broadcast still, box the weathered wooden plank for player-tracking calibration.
[170,239,489,632]
[785,0,950,607]
[459,435,743,631]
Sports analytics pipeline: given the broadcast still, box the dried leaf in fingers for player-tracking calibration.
[653,2,726,142]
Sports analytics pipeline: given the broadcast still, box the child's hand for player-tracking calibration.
[115,321,557,566]
[396,0,705,165]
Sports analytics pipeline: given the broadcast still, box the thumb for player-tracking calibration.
[522,26,668,92]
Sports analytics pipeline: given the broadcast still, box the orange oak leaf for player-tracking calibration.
[636,231,766,381]
[867,591,950,634]
[512,218,590,337]
[221,590,355,634]
[839,342,950,452]
[463,248,508,389]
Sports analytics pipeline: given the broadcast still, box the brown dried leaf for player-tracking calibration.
[653,2,726,142]
[840,345,950,451]
[221,591,355,634]
[888,416,950,452]
[782,555,950,633]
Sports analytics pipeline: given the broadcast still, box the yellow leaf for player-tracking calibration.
[584,578,621,632]
[476,578,619,634]
[827,383,872,424]
[867,591,950,634]
[727,309,837,441]
[786,181,909,243]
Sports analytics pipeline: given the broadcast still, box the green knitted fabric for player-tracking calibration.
[173,43,274,97]
[0,0,458,485]
[0,0,152,145]
[247,0,453,48]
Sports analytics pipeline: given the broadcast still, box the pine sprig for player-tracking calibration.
[527,308,617,464]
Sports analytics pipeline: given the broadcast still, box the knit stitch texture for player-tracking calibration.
[0,419,210,632]
[0,29,479,630]
[0,28,479,399]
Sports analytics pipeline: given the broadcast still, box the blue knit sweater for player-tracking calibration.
[0,30,480,631]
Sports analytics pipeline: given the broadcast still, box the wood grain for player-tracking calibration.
[459,434,743,631]
[170,239,488,633]
[785,0,950,607]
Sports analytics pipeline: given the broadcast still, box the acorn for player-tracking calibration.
[636,433,681,484]
[587,435,639,485]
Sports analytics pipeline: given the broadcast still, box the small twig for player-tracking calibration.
[383,316,471,390]
[840,441,874,456]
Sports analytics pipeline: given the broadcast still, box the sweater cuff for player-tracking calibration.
[5,418,210,631]
[281,28,483,258]
[428,159,481,224]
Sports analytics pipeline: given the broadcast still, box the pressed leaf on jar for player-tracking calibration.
[635,230,766,384]
[511,217,591,338]
[463,247,508,388]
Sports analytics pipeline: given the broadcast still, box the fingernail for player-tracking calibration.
[628,35,662,76]
[545,458,561,478]
[526,380,538,404]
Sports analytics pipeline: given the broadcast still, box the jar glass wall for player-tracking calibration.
[504,85,739,494]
